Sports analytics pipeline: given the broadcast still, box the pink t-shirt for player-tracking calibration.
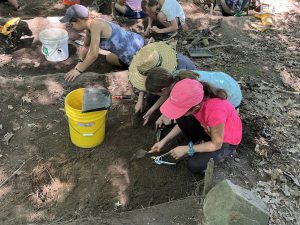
[127,0,142,12]
[193,98,242,145]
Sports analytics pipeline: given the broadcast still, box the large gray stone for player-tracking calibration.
[204,180,269,225]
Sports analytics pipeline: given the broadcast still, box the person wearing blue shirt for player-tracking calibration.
[144,68,242,127]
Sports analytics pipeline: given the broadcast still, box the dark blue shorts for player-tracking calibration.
[124,5,146,19]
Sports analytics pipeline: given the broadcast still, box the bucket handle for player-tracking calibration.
[69,122,104,137]
[41,42,60,57]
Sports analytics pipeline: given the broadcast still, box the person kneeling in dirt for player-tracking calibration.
[141,0,188,37]
[144,69,242,128]
[218,0,250,16]
[149,78,242,173]
[113,0,146,19]
[0,0,23,11]
[128,42,196,124]
[60,4,144,82]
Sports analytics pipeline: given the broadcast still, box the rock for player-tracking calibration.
[3,132,14,145]
[204,180,269,225]
[234,157,240,162]
[202,38,210,47]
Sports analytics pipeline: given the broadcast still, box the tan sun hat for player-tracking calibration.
[129,42,177,91]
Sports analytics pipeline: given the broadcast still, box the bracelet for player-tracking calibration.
[75,67,83,73]
[188,141,195,157]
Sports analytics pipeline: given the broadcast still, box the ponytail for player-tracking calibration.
[145,68,228,100]
[174,70,199,83]
[176,71,227,99]
[202,82,228,99]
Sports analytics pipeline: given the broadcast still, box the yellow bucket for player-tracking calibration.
[65,88,107,148]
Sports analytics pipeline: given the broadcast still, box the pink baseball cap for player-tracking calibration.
[160,79,204,119]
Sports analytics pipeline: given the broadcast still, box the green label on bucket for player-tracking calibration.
[43,47,49,56]
[78,122,95,127]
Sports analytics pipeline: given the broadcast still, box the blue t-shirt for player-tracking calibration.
[161,0,186,24]
[176,53,196,70]
[194,70,242,107]
[100,21,144,65]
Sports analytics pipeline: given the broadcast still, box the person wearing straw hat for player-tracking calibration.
[60,4,144,82]
[128,42,196,125]
[149,79,242,173]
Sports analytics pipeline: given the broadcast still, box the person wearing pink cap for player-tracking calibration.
[150,78,242,173]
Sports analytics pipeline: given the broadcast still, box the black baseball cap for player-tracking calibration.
[60,4,89,23]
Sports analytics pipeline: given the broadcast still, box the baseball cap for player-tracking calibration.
[160,79,204,119]
[60,5,89,23]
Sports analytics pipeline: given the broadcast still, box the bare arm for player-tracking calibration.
[154,19,178,33]
[135,91,145,113]
[193,124,224,153]
[169,123,225,159]
[147,16,153,28]
[160,124,182,145]
[148,95,168,113]
[149,124,182,153]
[76,21,101,72]
[83,30,91,47]
[142,95,168,125]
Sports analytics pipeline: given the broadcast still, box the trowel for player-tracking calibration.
[130,149,149,161]
[82,87,112,113]
[130,126,165,161]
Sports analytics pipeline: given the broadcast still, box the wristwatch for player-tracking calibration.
[188,141,195,157]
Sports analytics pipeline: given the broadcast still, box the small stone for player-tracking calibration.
[3,132,14,145]
[46,123,52,130]
[8,105,13,109]
[34,62,40,67]
[202,38,210,47]
[13,123,21,131]
[182,40,188,45]
[234,157,240,162]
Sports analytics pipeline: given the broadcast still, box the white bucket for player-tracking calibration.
[39,28,69,62]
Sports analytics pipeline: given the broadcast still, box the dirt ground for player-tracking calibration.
[0,0,300,225]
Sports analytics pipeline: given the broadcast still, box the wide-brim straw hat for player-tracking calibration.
[129,42,177,91]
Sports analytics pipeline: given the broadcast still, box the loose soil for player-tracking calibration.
[0,0,299,225]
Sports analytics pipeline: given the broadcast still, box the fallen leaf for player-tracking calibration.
[12,124,21,131]
[282,184,291,197]
[22,95,32,103]
[28,123,38,128]
[284,172,300,187]
[3,132,14,145]
[33,62,40,68]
